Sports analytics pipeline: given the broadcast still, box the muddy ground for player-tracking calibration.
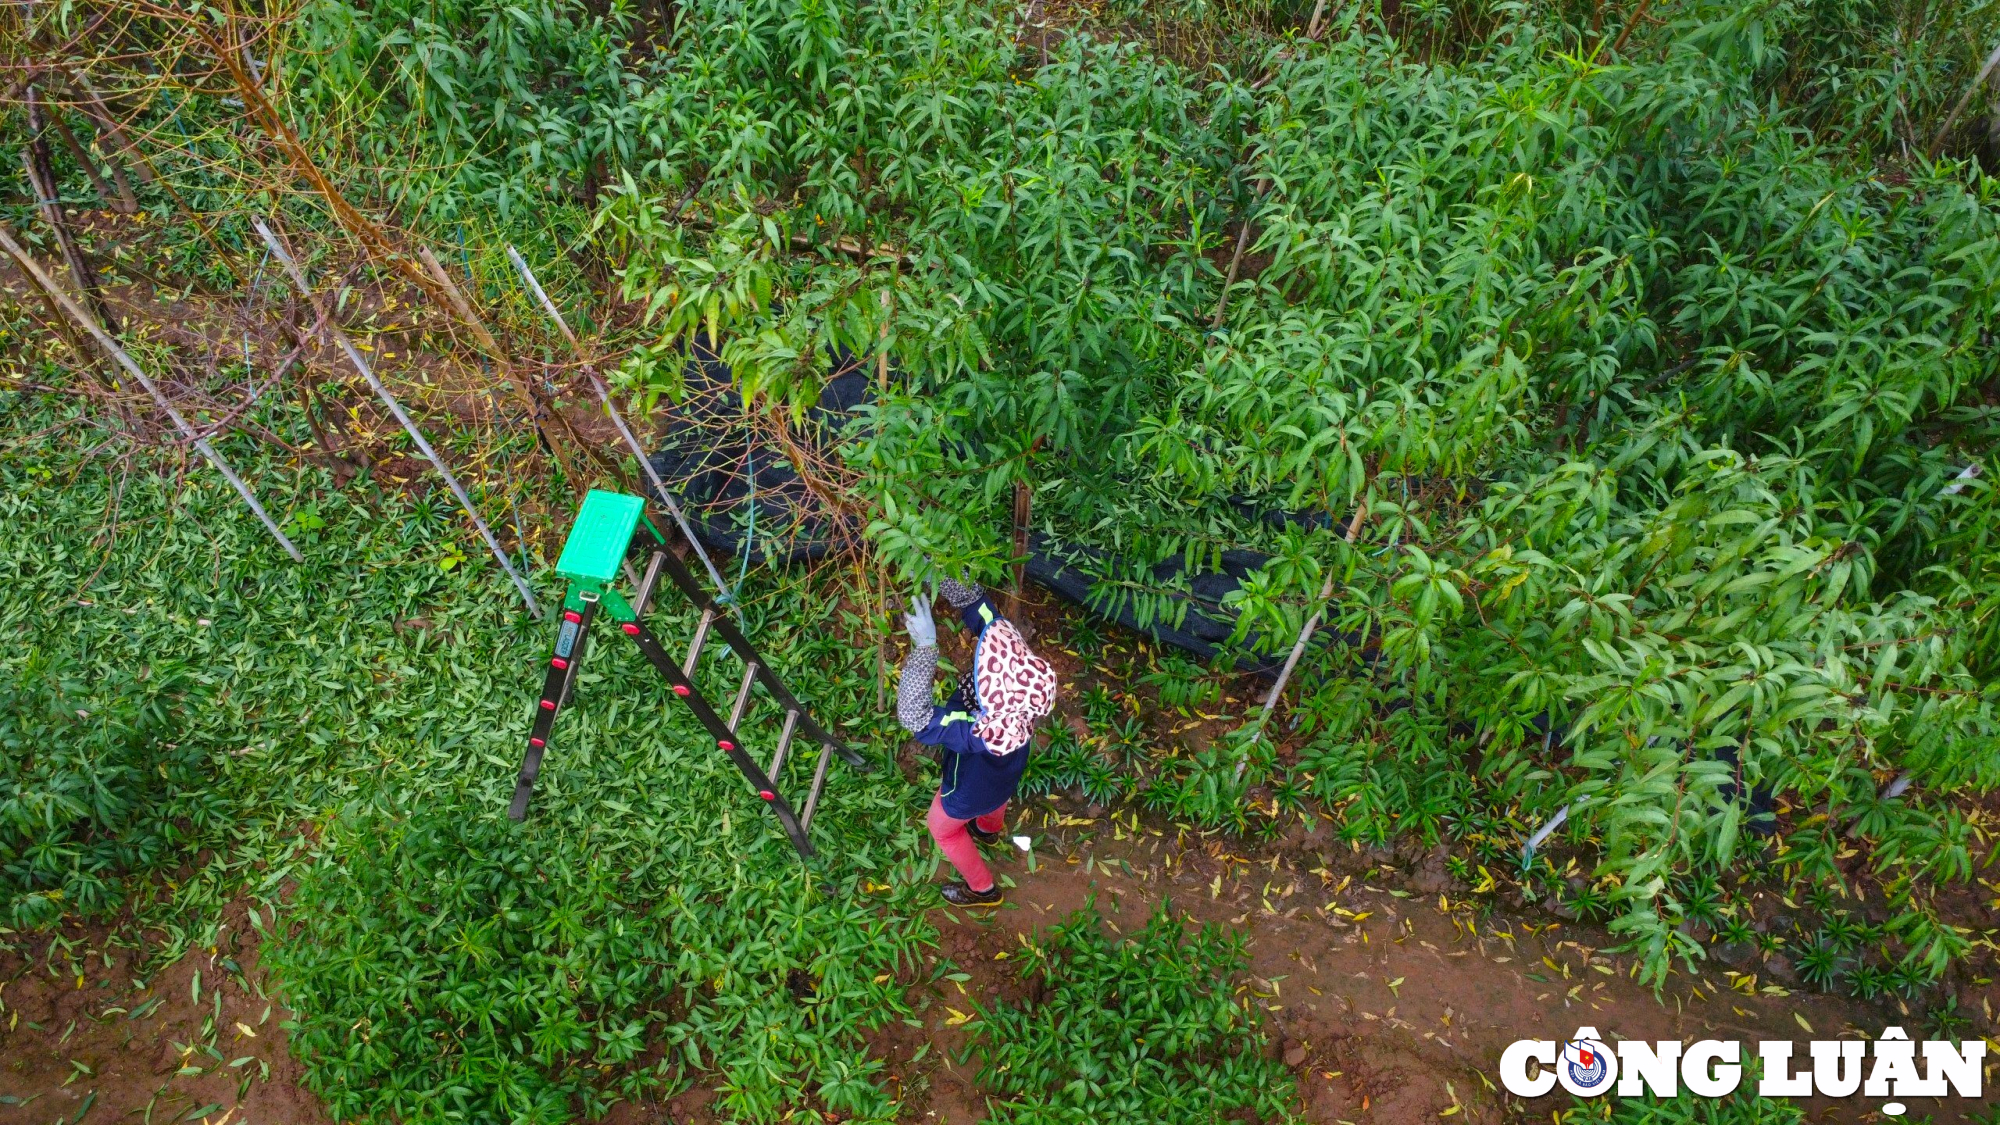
[0,902,328,1125]
[876,791,1997,1125]
[5,786,1991,1125]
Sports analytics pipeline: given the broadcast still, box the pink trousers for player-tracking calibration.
[927,792,1007,892]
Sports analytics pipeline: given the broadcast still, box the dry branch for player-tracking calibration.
[505,244,742,613]
[259,218,542,617]
[0,222,303,562]
[1233,502,1367,781]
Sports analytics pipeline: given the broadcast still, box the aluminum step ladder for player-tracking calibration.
[509,489,871,857]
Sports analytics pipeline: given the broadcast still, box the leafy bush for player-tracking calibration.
[254,0,2000,991]
[273,799,927,1123]
[967,902,1298,1124]
[0,395,942,1119]
[0,657,217,926]
[1561,1084,1805,1125]
[271,805,675,1121]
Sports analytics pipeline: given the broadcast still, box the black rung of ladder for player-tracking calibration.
[511,503,871,859]
[630,529,870,774]
[620,615,816,856]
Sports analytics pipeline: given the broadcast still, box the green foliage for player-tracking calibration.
[0,394,941,1121]
[967,902,1298,1125]
[0,655,216,927]
[274,799,925,1123]
[1021,724,1127,806]
[16,0,2000,1091]
[1560,1083,1805,1125]
[285,0,645,222]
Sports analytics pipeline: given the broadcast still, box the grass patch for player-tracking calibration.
[968,901,1298,1124]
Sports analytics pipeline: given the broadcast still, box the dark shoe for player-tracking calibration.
[941,881,1003,907]
[969,824,1001,846]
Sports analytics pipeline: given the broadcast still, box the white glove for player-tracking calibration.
[903,598,937,649]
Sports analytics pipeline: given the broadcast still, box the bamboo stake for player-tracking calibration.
[1233,502,1367,782]
[1927,41,2000,160]
[257,219,541,617]
[0,223,302,562]
[503,245,742,615]
[22,90,115,333]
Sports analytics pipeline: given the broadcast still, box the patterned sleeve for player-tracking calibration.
[896,644,940,733]
[940,575,985,608]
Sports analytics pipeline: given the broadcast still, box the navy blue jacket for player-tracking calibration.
[916,597,1030,819]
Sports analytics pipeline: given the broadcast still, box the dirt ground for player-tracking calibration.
[6,798,1990,1125]
[0,903,328,1125]
[878,791,1997,1125]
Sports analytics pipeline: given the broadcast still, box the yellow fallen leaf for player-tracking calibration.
[1387,977,1405,997]
[1793,1012,1813,1034]
[235,1022,257,1038]
[944,1008,971,1026]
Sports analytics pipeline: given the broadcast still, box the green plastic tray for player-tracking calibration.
[555,490,644,584]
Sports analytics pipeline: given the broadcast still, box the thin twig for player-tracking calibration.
[258,218,540,615]
[0,222,303,562]
[22,91,116,334]
[1233,502,1367,782]
[504,244,743,622]
[1607,0,1654,57]
[1927,41,2000,160]
[412,243,598,494]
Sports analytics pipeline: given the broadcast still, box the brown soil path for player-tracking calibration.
[0,904,327,1125]
[877,792,1986,1125]
[0,808,1986,1125]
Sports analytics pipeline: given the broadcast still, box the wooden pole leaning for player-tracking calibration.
[255,218,541,617]
[0,223,303,562]
[1233,502,1367,782]
[503,245,742,614]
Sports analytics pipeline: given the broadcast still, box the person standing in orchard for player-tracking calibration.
[896,575,1058,906]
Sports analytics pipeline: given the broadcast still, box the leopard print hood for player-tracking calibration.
[970,618,1057,755]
